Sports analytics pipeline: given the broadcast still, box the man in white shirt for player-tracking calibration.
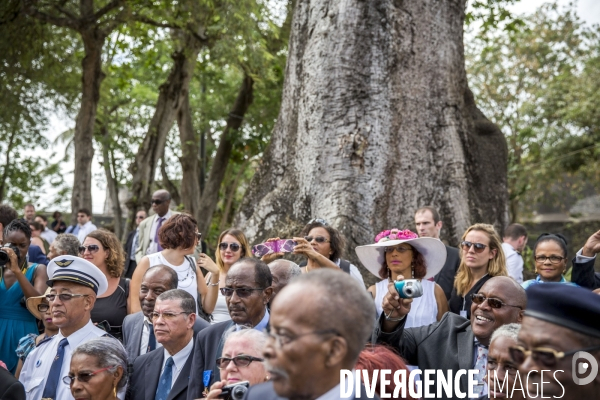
[76,208,97,243]
[35,215,57,244]
[18,255,119,400]
[501,223,528,284]
[135,190,180,262]
[128,289,197,400]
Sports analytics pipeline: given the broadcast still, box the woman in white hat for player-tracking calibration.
[356,229,448,328]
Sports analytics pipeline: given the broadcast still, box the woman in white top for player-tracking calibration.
[129,214,217,314]
[356,229,448,328]
[198,228,252,324]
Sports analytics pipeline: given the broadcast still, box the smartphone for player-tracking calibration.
[251,239,298,257]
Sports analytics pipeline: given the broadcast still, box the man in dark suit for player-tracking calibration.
[243,269,379,400]
[571,229,600,290]
[123,210,147,278]
[122,265,209,362]
[378,276,526,399]
[187,258,273,399]
[0,365,25,400]
[415,206,461,299]
[128,289,197,400]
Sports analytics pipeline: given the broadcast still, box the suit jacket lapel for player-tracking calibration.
[167,342,194,400]
[130,313,144,360]
[211,321,236,384]
[145,351,164,400]
[457,328,474,394]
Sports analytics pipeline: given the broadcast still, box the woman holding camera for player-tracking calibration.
[0,219,48,374]
[205,328,269,399]
[356,229,448,328]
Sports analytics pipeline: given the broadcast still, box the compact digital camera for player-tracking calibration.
[0,243,20,267]
[394,279,423,299]
[217,381,250,400]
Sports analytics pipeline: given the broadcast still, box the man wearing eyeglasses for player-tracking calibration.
[128,289,197,400]
[377,276,526,399]
[513,284,600,399]
[135,189,180,262]
[123,209,147,278]
[18,255,124,400]
[187,258,273,399]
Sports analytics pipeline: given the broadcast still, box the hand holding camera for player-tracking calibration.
[205,380,250,400]
[0,243,21,271]
[381,275,415,325]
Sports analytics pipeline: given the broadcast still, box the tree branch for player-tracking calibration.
[91,0,123,22]
[21,3,79,29]
[131,14,180,29]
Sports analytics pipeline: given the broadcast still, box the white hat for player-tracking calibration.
[46,255,108,296]
[355,229,447,280]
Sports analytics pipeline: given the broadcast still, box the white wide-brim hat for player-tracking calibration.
[355,237,447,280]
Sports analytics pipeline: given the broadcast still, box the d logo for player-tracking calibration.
[572,351,599,385]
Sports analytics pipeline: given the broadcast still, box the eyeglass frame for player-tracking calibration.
[216,355,264,369]
[150,311,191,322]
[62,365,116,385]
[219,242,241,252]
[534,255,567,264]
[509,344,600,367]
[460,241,488,253]
[304,235,330,244]
[384,245,413,254]
[471,293,523,310]
[220,287,265,298]
[78,244,101,255]
[265,326,340,348]
[46,293,89,302]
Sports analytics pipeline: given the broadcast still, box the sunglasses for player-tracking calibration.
[150,311,189,321]
[460,241,488,253]
[220,287,264,298]
[219,242,241,252]
[37,303,50,313]
[308,218,329,226]
[79,244,100,255]
[384,245,413,254]
[304,235,330,244]
[534,255,566,264]
[509,344,600,368]
[62,366,116,385]
[151,199,164,205]
[46,293,89,302]
[216,355,264,369]
[471,293,522,309]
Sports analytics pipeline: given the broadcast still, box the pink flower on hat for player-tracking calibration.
[374,229,418,243]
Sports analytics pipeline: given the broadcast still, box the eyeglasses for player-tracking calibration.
[220,287,264,298]
[46,293,89,302]
[79,244,100,255]
[265,326,339,348]
[62,366,116,385]
[216,355,264,369]
[150,311,190,321]
[136,215,145,220]
[471,293,522,309]
[219,242,241,252]
[195,232,202,241]
[37,303,50,313]
[151,199,164,205]
[534,255,566,264]
[304,236,330,244]
[308,218,329,226]
[509,344,600,368]
[461,241,488,253]
[384,245,413,254]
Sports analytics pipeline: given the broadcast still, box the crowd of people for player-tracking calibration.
[0,194,599,400]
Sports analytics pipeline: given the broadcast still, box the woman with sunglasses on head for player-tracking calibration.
[205,328,269,399]
[356,229,448,328]
[198,228,252,324]
[130,213,215,316]
[81,229,129,340]
[521,233,577,289]
[0,219,48,374]
[66,337,128,400]
[449,223,508,320]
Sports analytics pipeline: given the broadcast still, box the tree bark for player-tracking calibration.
[196,75,254,235]
[235,0,508,278]
[0,124,18,203]
[219,158,249,233]
[160,155,181,206]
[177,91,201,220]
[99,124,123,238]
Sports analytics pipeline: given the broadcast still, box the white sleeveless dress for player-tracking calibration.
[374,278,438,328]
[147,252,198,312]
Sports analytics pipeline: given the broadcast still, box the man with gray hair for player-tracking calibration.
[268,259,302,298]
[483,324,523,400]
[47,233,80,260]
[128,289,197,400]
[244,269,379,399]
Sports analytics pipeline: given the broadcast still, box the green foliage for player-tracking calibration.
[466,0,525,33]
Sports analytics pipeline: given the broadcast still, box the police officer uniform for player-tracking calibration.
[18,256,111,400]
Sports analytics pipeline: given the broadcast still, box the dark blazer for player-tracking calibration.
[571,256,600,290]
[434,245,461,300]
[377,312,474,400]
[0,365,26,400]
[127,340,195,400]
[187,320,236,400]
[123,230,137,278]
[242,381,381,400]
[122,311,210,363]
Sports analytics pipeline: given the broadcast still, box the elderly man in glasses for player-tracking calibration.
[187,258,273,399]
[128,289,197,400]
[377,276,526,399]
[18,255,125,400]
[135,189,181,262]
[513,284,600,399]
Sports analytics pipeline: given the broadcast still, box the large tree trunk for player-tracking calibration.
[177,91,201,220]
[99,124,123,238]
[235,0,508,278]
[0,124,18,203]
[71,27,106,221]
[196,75,254,235]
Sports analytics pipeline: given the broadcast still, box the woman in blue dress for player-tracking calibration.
[0,219,48,374]
[522,233,577,289]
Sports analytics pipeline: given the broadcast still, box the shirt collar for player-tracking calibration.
[163,336,194,369]
[535,275,567,283]
[236,309,270,332]
[58,320,96,347]
[157,210,172,221]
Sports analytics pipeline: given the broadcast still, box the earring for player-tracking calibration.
[265,375,270,381]
[411,265,414,279]
[113,386,117,398]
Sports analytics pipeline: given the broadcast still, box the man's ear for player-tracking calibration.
[436,221,443,230]
[516,309,524,323]
[324,336,348,368]
[263,287,274,305]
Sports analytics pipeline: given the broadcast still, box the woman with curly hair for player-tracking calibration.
[81,229,128,340]
[448,223,508,319]
[356,229,448,327]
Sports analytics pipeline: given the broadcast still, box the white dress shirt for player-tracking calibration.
[501,243,523,284]
[146,210,173,255]
[159,337,194,389]
[575,248,596,263]
[77,220,98,243]
[139,315,163,356]
[19,320,125,400]
[40,228,57,245]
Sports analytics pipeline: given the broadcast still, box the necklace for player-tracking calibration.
[177,260,196,289]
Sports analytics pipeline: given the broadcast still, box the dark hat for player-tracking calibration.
[46,255,108,295]
[525,283,600,338]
